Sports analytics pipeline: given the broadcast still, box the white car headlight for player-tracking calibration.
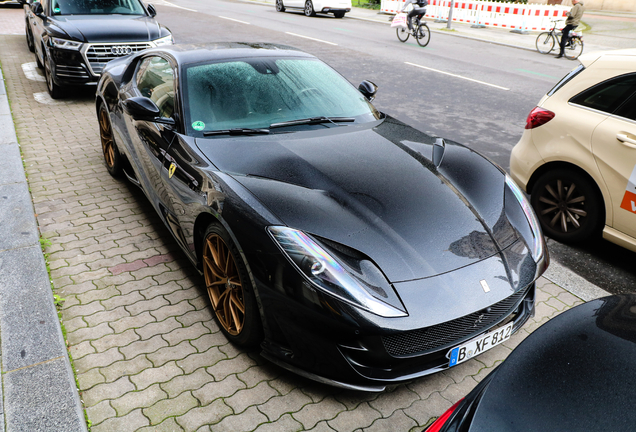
[269,226,407,318]
[505,174,545,261]
[51,37,82,50]
[152,35,174,46]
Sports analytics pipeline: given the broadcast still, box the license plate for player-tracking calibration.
[448,321,514,367]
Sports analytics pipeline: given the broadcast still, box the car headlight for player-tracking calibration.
[51,37,82,50]
[505,174,545,261]
[152,35,174,46]
[268,226,407,318]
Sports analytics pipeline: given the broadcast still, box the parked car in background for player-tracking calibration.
[275,0,351,18]
[426,294,636,432]
[510,48,636,252]
[96,43,548,391]
[25,0,173,99]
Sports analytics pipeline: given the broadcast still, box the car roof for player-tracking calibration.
[145,42,315,65]
[578,48,636,69]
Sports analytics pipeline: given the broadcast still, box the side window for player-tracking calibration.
[136,56,175,119]
[570,73,636,115]
[614,94,636,122]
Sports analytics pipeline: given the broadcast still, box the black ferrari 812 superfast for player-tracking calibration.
[96,43,548,391]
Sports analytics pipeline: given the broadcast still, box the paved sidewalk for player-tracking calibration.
[0,2,627,430]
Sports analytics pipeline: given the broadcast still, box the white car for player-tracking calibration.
[510,48,636,252]
[276,0,351,18]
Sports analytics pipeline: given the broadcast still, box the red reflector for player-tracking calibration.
[425,398,464,432]
[525,106,555,129]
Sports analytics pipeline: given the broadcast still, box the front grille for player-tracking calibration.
[55,64,90,80]
[382,285,530,357]
[84,43,153,76]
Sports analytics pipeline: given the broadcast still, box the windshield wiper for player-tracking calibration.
[269,116,355,129]
[203,128,270,136]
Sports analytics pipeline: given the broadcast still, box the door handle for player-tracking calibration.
[616,133,636,149]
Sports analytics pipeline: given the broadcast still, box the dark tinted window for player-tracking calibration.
[570,73,636,114]
[614,94,636,121]
[51,0,145,15]
[136,57,175,118]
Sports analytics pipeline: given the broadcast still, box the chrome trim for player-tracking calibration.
[81,42,154,77]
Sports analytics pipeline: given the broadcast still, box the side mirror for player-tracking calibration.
[33,2,44,17]
[358,80,378,102]
[147,4,157,17]
[123,97,175,126]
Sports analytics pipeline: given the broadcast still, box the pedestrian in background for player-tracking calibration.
[557,0,585,58]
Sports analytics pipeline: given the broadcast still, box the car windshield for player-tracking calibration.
[51,0,145,15]
[183,57,380,134]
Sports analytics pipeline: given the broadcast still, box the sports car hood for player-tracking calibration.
[196,117,520,282]
[51,15,165,43]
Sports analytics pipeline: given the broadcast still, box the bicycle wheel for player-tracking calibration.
[564,38,584,60]
[535,32,555,54]
[396,26,410,42]
[415,22,430,47]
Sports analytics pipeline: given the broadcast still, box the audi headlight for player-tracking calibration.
[152,35,174,46]
[269,226,407,318]
[505,175,545,261]
[51,37,82,50]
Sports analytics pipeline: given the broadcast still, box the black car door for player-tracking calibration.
[129,55,206,256]
[127,56,182,225]
[29,0,47,64]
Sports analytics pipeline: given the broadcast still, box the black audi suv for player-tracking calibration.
[25,0,173,98]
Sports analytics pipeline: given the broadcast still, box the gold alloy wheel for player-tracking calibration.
[203,233,245,335]
[99,108,116,168]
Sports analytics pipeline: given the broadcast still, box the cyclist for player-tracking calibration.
[400,0,428,32]
[557,0,585,58]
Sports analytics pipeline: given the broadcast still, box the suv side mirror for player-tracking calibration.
[358,80,378,101]
[123,97,175,126]
[147,4,157,17]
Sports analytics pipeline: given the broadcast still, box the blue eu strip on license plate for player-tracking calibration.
[448,321,514,367]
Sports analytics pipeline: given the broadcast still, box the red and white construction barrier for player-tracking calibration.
[381,0,571,32]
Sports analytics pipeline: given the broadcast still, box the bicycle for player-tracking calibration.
[395,14,431,47]
[535,20,584,60]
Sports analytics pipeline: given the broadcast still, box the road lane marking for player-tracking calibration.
[21,62,46,82]
[405,62,510,91]
[218,16,250,24]
[516,68,558,79]
[154,0,197,11]
[285,32,338,45]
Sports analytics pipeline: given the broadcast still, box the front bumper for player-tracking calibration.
[50,41,154,87]
[260,281,535,391]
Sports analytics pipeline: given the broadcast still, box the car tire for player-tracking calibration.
[531,169,602,243]
[26,25,35,53]
[304,0,316,17]
[44,51,64,99]
[98,104,123,177]
[202,223,262,348]
[334,11,345,18]
[276,0,285,12]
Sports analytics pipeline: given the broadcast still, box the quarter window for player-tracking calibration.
[136,56,175,119]
[570,73,636,115]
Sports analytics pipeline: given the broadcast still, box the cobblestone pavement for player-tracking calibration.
[0,32,587,432]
